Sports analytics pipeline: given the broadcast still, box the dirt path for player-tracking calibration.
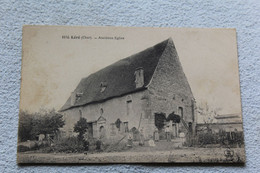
[17,148,245,164]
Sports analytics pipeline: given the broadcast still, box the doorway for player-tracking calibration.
[99,126,106,139]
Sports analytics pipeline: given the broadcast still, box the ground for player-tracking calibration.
[17,139,245,164]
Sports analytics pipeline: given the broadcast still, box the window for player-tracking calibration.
[126,95,132,102]
[100,82,107,92]
[188,122,192,133]
[99,126,106,139]
[79,109,82,118]
[124,122,129,133]
[126,95,133,117]
[100,108,104,115]
[134,67,144,88]
[191,99,195,122]
[178,107,183,119]
[126,100,133,117]
[76,92,83,101]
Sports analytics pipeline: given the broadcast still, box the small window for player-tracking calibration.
[126,95,132,102]
[134,67,144,88]
[100,82,107,92]
[100,108,104,115]
[76,92,83,100]
[79,109,82,118]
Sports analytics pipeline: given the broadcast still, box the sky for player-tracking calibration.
[20,26,242,117]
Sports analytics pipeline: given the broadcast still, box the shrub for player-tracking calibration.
[18,109,65,142]
[17,145,30,152]
[195,130,244,148]
[73,117,88,141]
[44,137,85,153]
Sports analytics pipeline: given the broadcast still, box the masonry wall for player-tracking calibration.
[61,90,151,140]
[147,39,196,132]
[60,108,82,137]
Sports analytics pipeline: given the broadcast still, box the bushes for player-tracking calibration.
[45,137,85,153]
[40,136,109,153]
[195,130,244,147]
[103,142,129,153]
[18,109,65,142]
[73,117,88,141]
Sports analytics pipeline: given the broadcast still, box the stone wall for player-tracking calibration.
[61,90,150,139]
[148,39,196,133]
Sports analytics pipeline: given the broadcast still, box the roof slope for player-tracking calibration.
[60,38,170,111]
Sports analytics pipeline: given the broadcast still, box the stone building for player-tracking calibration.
[59,38,196,141]
[196,113,243,133]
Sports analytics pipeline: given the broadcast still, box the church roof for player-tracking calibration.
[60,38,172,112]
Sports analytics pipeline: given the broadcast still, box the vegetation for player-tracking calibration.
[167,112,180,123]
[194,130,244,148]
[42,136,85,153]
[73,117,88,141]
[197,102,221,124]
[154,113,166,131]
[18,109,65,142]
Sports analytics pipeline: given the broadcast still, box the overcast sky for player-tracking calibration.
[20,26,242,117]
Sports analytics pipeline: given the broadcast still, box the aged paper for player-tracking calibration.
[18,26,245,163]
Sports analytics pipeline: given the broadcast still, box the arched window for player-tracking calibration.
[99,126,104,132]
[99,126,106,139]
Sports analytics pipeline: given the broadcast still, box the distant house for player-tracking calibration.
[59,38,196,141]
[196,113,243,133]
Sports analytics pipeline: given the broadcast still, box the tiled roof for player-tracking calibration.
[60,38,171,111]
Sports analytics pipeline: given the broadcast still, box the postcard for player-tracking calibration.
[17,26,245,163]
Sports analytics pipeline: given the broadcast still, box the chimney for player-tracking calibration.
[134,67,144,88]
[70,91,76,106]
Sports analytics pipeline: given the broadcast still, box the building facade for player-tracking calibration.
[59,38,196,141]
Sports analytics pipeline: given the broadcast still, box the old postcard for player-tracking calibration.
[18,26,245,164]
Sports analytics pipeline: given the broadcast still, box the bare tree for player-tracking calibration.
[197,102,222,124]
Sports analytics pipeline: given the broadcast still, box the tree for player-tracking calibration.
[167,112,181,137]
[197,102,221,124]
[167,112,180,123]
[18,110,33,142]
[155,113,166,131]
[30,109,65,137]
[74,117,88,141]
[18,109,65,142]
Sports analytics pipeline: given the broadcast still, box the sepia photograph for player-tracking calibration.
[17,26,245,164]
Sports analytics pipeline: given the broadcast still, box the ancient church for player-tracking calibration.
[59,38,196,141]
